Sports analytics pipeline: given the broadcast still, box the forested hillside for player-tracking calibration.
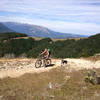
[0,32,100,58]
[0,32,27,42]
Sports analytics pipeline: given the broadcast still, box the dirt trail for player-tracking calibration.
[0,58,100,79]
[65,58,100,71]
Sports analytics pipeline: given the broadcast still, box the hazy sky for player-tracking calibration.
[0,0,100,35]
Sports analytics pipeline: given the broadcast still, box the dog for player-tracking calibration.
[61,59,67,67]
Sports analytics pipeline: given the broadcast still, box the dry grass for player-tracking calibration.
[11,36,87,42]
[0,68,66,100]
[13,36,42,41]
[0,68,100,100]
[51,37,87,42]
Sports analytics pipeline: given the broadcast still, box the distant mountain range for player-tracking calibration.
[0,23,13,33]
[0,22,88,38]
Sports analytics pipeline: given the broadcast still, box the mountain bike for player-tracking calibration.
[35,55,51,68]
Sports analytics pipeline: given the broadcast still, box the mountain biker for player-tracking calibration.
[41,48,51,66]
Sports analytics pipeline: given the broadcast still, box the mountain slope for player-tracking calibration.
[0,23,13,33]
[3,22,87,38]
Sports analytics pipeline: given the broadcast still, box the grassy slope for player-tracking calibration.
[0,68,100,100]
[9,36,87,42]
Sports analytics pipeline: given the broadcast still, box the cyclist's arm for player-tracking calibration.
[41,49,46,55]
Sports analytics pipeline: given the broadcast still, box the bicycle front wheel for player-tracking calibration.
[35,60,42,68]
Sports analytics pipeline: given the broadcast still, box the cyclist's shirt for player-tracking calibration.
[44,49,49,56]
[41,49,50,58]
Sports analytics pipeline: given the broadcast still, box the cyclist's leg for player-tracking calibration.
[45,56,47,65]
[45,55,50,66]
[43,55,47,66]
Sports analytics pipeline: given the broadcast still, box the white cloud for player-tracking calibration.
[0,15,100,35]
[0,0,100,35]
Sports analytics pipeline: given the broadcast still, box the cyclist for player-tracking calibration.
[41,48,51,66]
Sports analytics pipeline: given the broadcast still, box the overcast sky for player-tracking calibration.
[0,0,100,35]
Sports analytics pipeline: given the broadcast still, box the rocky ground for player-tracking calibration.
[0,58,100,78]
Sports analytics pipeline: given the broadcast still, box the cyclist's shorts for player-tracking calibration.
[43,55,47,59]
[43,55,50,59]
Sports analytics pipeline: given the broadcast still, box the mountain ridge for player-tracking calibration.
[2,22,88,38]
[0,23,13,33]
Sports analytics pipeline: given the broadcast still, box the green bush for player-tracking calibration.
[0,33,100,58]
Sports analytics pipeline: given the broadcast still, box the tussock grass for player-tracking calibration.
[0,68,100,100]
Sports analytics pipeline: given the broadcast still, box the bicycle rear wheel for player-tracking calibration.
[46,59,51,66]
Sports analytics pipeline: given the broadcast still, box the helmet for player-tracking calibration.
[47,48,50,52]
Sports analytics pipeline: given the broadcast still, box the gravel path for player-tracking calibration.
[0,58,100,78]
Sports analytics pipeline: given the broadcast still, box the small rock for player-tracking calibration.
[48,82,52,89]
[49,95,55,98]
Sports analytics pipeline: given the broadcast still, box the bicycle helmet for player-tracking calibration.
[47,48,50,52]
